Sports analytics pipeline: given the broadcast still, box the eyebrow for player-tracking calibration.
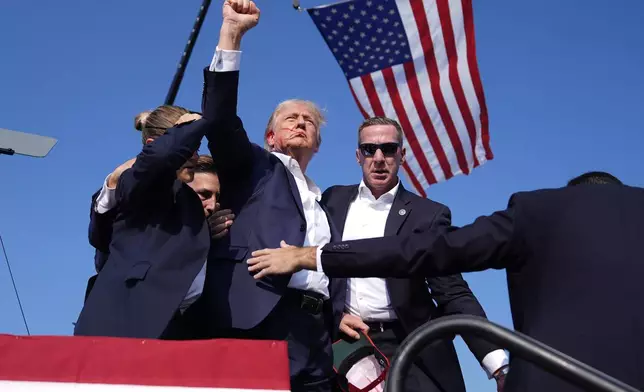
[285,112,315,122]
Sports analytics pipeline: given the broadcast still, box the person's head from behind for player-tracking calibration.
[567,171,622,187]
[264,99,325,169]
[135,105,202,183]
[188,155,220,217]
[356,116,406,199]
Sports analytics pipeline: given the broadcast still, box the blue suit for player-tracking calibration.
[75,113,214,339]
[198,69,342,391]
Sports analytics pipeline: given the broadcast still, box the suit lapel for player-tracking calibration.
[384,184,412,236]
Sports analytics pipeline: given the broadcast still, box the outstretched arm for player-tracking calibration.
[202,0,260,183]
[247,202,522,279]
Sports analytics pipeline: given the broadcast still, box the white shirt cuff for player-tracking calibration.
[481,349,509,378]
[209,47,242,72]
[315,246,324,273]
[94,174,117,214]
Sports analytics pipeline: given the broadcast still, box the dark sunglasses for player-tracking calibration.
[359,143,400,157]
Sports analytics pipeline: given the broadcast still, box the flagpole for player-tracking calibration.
[165,0,213,106]
[293,0,303,11]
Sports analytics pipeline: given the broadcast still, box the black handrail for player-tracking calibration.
[385,315,639,392]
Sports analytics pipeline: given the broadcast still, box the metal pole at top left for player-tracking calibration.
[164,0,213,106]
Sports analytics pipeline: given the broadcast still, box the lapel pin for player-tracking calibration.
[398,209,406,216]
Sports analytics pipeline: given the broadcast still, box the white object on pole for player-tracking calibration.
[0,128,57,158]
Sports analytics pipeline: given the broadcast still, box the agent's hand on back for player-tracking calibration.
[219,0,260,50]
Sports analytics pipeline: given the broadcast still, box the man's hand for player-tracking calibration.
[340,313,370,340]
[247,241,317,279]
[493,366,508,392]
[107,158,136,188]
[219,0,260,50]
[209,203,235,240]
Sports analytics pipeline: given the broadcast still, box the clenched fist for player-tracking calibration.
[219,0,260,50]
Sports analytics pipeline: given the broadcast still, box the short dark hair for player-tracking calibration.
[194,155,217,175]
[358,116,404,145]
[567,171,622,187]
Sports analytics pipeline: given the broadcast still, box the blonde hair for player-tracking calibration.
[263,99,326,150]
[135,105,201,143]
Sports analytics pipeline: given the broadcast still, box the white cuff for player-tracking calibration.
[94,174,118,214]
[316,246,324,273]
[209,47,242,72]
[481,349,509,378]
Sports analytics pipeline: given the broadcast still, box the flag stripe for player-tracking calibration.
[462,0,493,160]
[392,63,446,183]
[447,0,485,162]
[436,0,480,167]
[0,335,290,390]
[422,0,476,168]
[408,0,470,175]
[0,381,288,392]
[348,82,371,118]
[381,67,438,185]
[359,73,427,197]
[401,61,452,180]
[371,69,433,191]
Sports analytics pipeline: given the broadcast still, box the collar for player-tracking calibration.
[272,152,322,200]
[357,179,400,203]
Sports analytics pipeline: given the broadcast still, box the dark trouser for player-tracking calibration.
[361,321,447,392]
[223,290,334,392]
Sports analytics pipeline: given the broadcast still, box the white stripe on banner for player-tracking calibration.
[0,381,290,392]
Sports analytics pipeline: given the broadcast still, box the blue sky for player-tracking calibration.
[1,0,643,390]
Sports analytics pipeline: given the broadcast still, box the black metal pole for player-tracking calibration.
[386,316,640,392]
[164,0,213,106]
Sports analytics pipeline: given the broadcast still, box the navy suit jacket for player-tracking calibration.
[199,69,343,332]
[322,184,503,392]
[320,184,644,392]
[74,113,214,339]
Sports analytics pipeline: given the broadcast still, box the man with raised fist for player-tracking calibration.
[197,1,341,391]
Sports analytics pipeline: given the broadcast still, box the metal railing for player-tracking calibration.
[385,315,639,392]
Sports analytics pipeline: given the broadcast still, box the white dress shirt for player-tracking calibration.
[343,181,400,321]
[209,48,332,298]
[336,180,509,378]
[271,153,331,298]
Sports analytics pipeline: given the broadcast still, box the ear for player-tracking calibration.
[145,138,155,145]
[355,148,361,165]
[266,130,275,149]
[400,146,407,165]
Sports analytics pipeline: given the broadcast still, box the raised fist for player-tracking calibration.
[222,0,260,35]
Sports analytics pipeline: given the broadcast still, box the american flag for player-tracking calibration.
[308,0,492,196]
[0,334,290,391]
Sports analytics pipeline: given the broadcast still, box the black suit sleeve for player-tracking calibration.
[428,274,504,364]
[421,207,505,365]
[116,120,209,208]
[201,69,254,184]
[320,201,520,278]
[88,189,118,272]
